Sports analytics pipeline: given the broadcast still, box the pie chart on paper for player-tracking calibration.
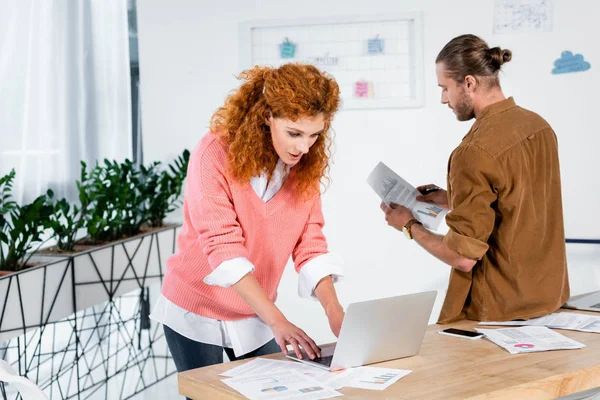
[514,343,535,349]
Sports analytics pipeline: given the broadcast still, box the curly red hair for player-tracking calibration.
[210,63,341,198]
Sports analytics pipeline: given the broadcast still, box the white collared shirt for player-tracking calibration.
[150,159,344,357]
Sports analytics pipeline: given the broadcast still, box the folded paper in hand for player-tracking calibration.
[367,162,448,231]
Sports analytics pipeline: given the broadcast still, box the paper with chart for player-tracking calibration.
[478,312,600,333]
[221,358,330,379]
[329,367,411,391]
[367,162,448,231]
[476,326,586,354]
[494,0,554,34]
[222,370,342,400]
[304,366,411,391]
[221,357,412,394]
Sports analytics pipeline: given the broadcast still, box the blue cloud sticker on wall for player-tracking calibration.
[552,51,591,74]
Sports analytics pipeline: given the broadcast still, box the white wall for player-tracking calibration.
[137,0,600,344]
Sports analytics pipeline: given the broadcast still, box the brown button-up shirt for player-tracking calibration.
[438,97,570,324]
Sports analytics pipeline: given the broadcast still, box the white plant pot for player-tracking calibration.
[0,225,181,343]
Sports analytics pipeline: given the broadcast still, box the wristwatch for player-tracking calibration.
[402,219,422,240]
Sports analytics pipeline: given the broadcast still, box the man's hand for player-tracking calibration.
[416,184,450,209]
[380,202,415,231]
[270,319,321,360]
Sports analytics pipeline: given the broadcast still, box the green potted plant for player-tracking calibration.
[43,162,93,252]
[142,149,190,227]
[0,169,17,275]
[31,151,188,308]
[41,149,190,256]
[0,151,190,394]
[82,158,145,244]
[0,169,54,275]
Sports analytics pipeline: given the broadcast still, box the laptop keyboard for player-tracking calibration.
[591,303,600,309]
[311,355,333,367]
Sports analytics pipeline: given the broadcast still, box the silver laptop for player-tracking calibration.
[563,290,600,312]
[286,290,436,371]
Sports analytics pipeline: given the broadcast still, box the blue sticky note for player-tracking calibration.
[552,51,591,74]
[367,38,384,55]
[280,42,296,59]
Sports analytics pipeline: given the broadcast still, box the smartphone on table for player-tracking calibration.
[438,328,485,340]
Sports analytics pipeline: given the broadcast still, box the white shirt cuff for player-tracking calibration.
[203,257,255,287]
[298,253,344,300]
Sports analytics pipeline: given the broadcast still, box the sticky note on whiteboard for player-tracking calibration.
[354,81,373,98]
[279,41,296,59]
[367,37,384,54]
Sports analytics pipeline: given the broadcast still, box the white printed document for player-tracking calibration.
[367,161,448,231]
[314,366,411,391]
[222,370,343,400]
[221,358,329,379]
[479,312,600,333]
[220,358,412,396]
[476,326,586,354]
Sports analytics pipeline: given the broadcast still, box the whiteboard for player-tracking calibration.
[239,14,424,109]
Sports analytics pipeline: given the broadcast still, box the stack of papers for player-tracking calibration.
[366,162,448,231]
[220,358,412,399]
[478,312,600,333]
[475,326,586,354]
[222,370,342,400]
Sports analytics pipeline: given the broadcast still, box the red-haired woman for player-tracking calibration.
[151,63,345,376]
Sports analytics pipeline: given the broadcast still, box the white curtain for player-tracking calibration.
[0,0,132,205]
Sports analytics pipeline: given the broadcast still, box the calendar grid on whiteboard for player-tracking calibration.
[240,14,424,109]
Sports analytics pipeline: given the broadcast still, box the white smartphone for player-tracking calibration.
[438,328,485,340]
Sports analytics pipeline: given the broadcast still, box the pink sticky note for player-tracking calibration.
[354,81,370,98]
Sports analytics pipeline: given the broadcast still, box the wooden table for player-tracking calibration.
[178,310,600,399]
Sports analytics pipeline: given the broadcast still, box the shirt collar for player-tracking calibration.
[477,96,516,121]
[465,97,517,139]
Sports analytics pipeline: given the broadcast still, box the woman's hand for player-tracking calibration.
[232,274,320,359]
[325,304,345,338]
[269,319,321,360]
[314,276,345,338]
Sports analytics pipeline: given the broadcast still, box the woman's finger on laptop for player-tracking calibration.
[288,337,305,359]
[293,335,317,360]
[297,332,321,359]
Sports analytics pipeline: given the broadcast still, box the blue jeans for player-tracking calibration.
[163,325,281,395]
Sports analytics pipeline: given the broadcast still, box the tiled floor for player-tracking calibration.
[129,374,182,399]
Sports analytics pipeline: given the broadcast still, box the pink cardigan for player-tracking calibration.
[161,133,330,320]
